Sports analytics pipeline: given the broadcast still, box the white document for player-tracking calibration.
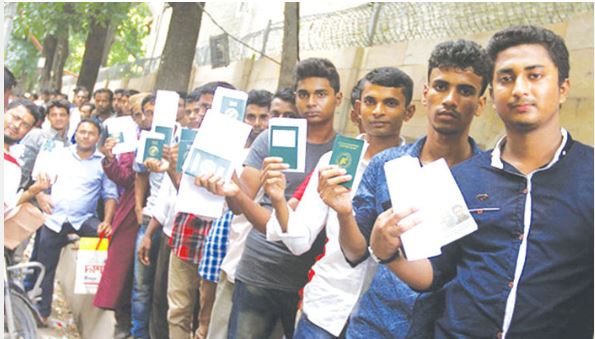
[211,87,248,121]
[105,116,138,154]
[174,173,226,220]
[268,118,307,173]
[183,110,251,181]
[135,130,165,164]
[384,157,477,261]
[31,141,66,184]
[152,90,179,128]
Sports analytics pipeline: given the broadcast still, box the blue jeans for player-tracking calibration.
[295,313,345,339]
[228,279,299,339]
[130,220,161,338]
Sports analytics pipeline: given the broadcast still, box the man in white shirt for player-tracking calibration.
[261,67,415,337]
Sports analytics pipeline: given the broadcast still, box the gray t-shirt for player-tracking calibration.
[236,129,336,292]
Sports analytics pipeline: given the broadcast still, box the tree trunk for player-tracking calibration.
[39,34,57,90]
[154,2,203,92]
[49,31,69,91]
[101,22,116,67]
[277,3,300,91]
[77,16,111,92]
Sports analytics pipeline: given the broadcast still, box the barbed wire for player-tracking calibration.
[62,2,591,84]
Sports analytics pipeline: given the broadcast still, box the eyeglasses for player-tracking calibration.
[6,110,33,131]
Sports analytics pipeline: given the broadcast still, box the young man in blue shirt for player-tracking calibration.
[374,25,593,338]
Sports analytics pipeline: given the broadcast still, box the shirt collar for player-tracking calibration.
[490,128,569,170]
[68,144,103,160]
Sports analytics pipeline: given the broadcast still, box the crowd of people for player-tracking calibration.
[3,24,593,339]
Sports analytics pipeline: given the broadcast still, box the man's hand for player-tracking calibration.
[369,207,420,260]
[194,173,240,197]
[165,144,178,172]
[29,172,53,195]
[36,191,54,214]
[100,137,118,162]
[137,235,152,266]
[318,165,353,215]
[144,158,170,173]
[260,157,288,204]
[97,221,113,237]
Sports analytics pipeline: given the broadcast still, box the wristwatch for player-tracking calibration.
[368,245,400,264]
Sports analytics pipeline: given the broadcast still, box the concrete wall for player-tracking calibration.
[86,10,593,148]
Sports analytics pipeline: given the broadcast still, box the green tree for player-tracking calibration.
[6,2,150,93]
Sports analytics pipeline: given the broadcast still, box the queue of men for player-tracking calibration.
[3,24,593,339]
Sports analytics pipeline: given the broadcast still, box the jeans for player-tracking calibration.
[25,218,100,318]
[131,220,161,338]
[295,313,345,339]
[227,279,299,339]
[150,232,171,339]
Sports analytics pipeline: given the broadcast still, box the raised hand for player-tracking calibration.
[260,157,288,204]
[369,207,421,260]
[317,165,353,215]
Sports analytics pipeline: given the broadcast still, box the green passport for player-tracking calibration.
[180,128,198,141]
[155,125,174,145]
[176,139,193,172]
[269,125,299,169]
[143,137,164,161]
[329,135,365,189]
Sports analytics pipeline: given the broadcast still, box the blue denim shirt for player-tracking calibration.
[347,136,480,338]
[430,132,594,338]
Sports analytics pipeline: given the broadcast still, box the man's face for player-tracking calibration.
[94,93,112,115]
[177,98,189,126]
[132,102,155,130]
[423,67,486,136]
[80,105,93,119]
[187,93,213,129]
[75,122,100,152]
[47,106,70,133]
[295,77,341,126]
[491,43,569,133]
[244,104,270,140]
[270,98,298,118]
[356,82,414,139]
[73,90,89,108]
[113,93,123,114]
[118,95,131,116]
[4,105,36,145]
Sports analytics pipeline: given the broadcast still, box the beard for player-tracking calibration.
[4,134,18,145]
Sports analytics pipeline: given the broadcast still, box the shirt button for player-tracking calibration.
[496,332,503,339]
[518,233,524,241]
[508,281,514,289]
[521,188,528,194]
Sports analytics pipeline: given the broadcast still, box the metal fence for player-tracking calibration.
[86,2,593,81]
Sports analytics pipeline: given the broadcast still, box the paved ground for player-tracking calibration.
[37,281,80,339]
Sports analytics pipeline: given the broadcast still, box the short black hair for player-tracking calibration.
[176,91,188,101]
[350,77,367,108]
[188,81,236,103]
[76,118,101,135]
[4,67,17,90]
[247,89,273,109]
[114,88,125,96]
[487,25,569,86]
[73,85,89,94]
[7,99,41,123]
[93,88,114,102]
[81,102,95,111]
[273,87,295,104]
[141,94,156,111]
[428,39,491,95]
[361,67,414,106]
[294,58,341,94]
[127,89,140,97]
[46,99,71,115]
